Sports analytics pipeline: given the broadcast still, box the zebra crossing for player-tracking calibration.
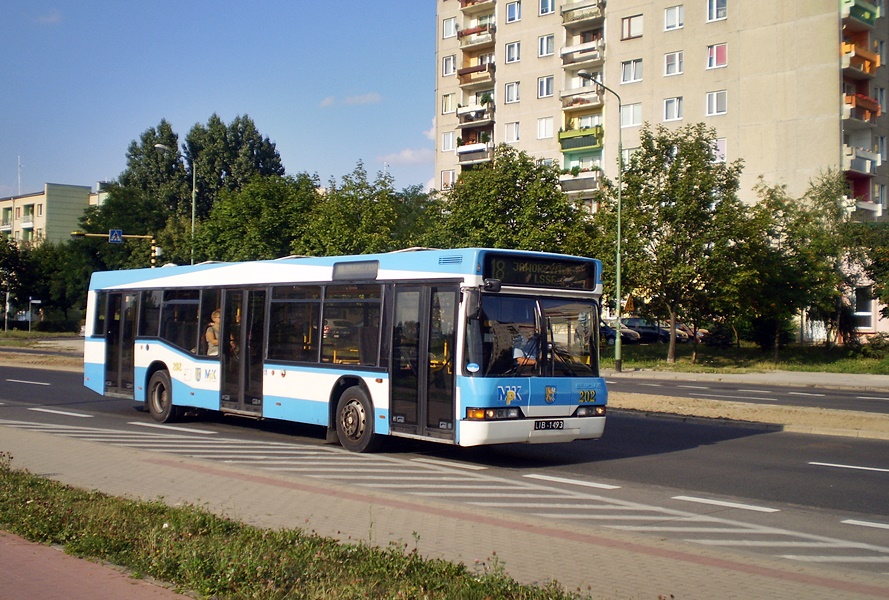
[3,417,888,574]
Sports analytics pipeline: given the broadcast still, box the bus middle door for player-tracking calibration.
[104,291,137,398]
[220,289,266,416]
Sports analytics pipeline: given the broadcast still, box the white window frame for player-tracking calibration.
[506,41,521,63]
[714,138,727,162]
[707,43,727,69]
[707,0,727,22]
[621,103,642,128]
[665,51,684,76]
[664,5,684,30]
[539,0,554,15]
[442,55,456,76]
[706,90,727,116]
[537,116,554,139]
[538,34,554,57]
[442,17,457,38]
[505,81,520,104]
[441,131,456,152]
[621,14,643,40]
[621,59,643,84]
[441,170,456,190]
[505,121,520,143]
[578,114,602,129]
[441,93,456,114]
[507,1,522,23]
[537,75,554,98]
[854,286,875,330]
[664,97,683,121]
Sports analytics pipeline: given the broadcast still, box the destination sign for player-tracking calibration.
[483,254,595,289]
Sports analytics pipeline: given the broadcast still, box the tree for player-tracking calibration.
[198,174,319,261]
[295,162,400,256]
[427,144,586,253]
[595,123,745,363]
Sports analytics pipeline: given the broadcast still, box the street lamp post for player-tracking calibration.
[155,144,198,265]
[577,70,623,372]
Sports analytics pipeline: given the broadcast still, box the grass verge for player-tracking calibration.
[0,452,588,600]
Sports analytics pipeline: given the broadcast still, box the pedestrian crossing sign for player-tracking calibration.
[109,229,123,244]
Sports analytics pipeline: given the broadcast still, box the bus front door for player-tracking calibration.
[220,289,266,415]
[104,292,137,398]
[390,285,458,441]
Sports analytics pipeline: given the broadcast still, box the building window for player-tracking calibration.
[621,14,643,40]
[505,82,520,103]
[442,17,457,38]
[505,122,520,143]
[877,184,887,209]
[442,93,455,114]
[878,87,887,113]
[878,136,887,161]
[507,1,522,23]
[442,131,456,152]
[621,103,642,127]
[854,286,874,329]
[578,113,602,129]
[442,55,456,76]
[537,75,554,98]
[539,0,554,15]
[664,97,683,121]
[506,41,521,63]
[707,43,727,68]
[15,207,20,219]
[707,0,727,22]
[665,51,684,76]
[37,204,43,217]
[714,138,727,162]
[664,5,684,30]
[537,117,554,139]
[441,170,456,190]
[538,34,554,57]
[621,59,643,84]
[706,90,727,115]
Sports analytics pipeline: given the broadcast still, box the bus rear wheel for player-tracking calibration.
[335,386,378,453]
[147,370,179,423]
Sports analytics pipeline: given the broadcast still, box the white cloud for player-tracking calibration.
[319,96,336,108]
[343,92,382,106]
[378,147,434,166]
[36,9,62,25]
[423,117,435,141]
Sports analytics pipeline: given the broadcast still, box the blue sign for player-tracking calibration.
[109,229,123,244]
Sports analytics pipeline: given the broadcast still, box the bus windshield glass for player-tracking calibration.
[466,294,599,377]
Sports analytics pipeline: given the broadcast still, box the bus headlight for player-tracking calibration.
[574,406,606,417]
[466,407,521,420]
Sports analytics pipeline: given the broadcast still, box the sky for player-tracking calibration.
[0,1,438,198]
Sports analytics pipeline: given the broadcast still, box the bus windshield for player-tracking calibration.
[466,294,599,377]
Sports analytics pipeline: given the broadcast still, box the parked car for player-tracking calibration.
[600,321,642,346]
[677,323,709,342]
[621,318,689,343]
[322,318,357,340]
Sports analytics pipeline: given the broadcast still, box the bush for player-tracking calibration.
[33,320,79,333]
[860,333,889,359]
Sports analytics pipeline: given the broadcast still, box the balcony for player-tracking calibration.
[559,171,601,195]
[560,88,603,112]
[458,24,495,50]
[0,219,10,231]
[456,104,494,129]
[842,42,881,78]
[843,144,882,175]
[843,93,881,126]
[20,214,34,228]
[561,39,604,67]
[562,0,604,28]
[458,63,495,87]
[460,0,494,15]
[456,142,493,165]
[559,126,603,151]
[841,0,880,30]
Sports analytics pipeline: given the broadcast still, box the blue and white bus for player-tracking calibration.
[84,248,607,452]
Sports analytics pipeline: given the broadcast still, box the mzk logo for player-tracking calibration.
[498,385,523,405]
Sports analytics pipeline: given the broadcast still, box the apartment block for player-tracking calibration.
[0,183,92,245]
[434,0,887,217]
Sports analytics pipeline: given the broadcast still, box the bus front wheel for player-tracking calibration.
[335,386,378,453]
[147,370,179,423]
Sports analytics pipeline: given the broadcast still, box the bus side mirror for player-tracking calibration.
[483,278,501,293]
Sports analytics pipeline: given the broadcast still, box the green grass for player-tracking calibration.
[0,452,589,600]
[598,341,889,375]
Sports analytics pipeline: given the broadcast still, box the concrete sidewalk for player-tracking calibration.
[2,425,888,599]
[605,367,889,391]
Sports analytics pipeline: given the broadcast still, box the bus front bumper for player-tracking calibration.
[458,416,605,447]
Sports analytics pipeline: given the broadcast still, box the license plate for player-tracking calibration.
[534,420,564,431]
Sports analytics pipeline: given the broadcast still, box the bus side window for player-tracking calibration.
[93,291,107,337]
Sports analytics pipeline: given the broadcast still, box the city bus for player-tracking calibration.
[83,248,608,452]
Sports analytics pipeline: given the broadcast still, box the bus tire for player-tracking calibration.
[147,370,179,423]
[335,386,378,453]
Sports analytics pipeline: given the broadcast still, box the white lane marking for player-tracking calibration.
[738,389,774,394]
[677,385,709,390]
[640,383,663,387]
[6,378,51,386]
[27,407,92,418]
[843,519,889,531]
[809,461,889,474]
[693,540,860,548]
[524,473,621,490]
[689,393,777,402]
[411,457,488,470]
[788,391,825,397]
[856,396,889,401]
[780,555,889,563]
[127,421,216,435]
[673,496,780,513]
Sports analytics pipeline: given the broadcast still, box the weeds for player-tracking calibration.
[0,452,587,599]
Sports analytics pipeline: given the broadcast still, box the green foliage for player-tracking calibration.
[0,455,586,599]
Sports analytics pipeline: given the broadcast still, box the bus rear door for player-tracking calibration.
[104,292,137,398]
